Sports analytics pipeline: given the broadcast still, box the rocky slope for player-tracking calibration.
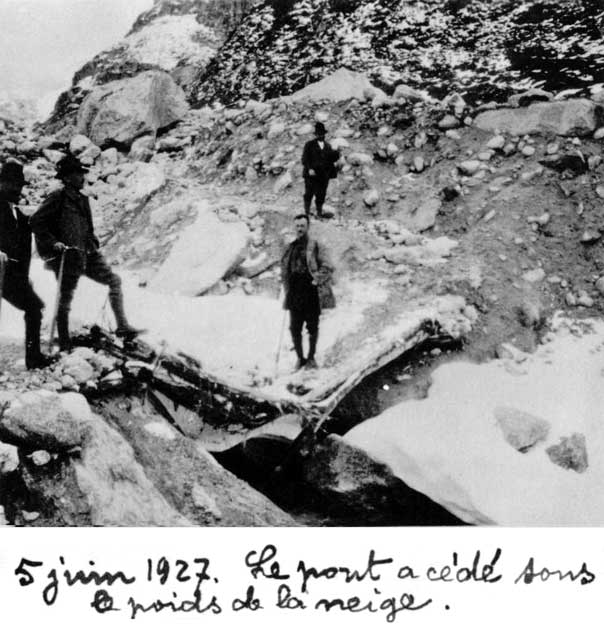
[43,0,256,138]
[193,0,604,106]
[3,1,604,526]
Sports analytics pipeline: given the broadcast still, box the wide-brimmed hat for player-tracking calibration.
[0,160,26,186]
[56,154,89,180]
[314,121,327,135]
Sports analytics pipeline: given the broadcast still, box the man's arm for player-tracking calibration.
[302,141,316,176]
[314,240,334,285]
[30,191,62,252]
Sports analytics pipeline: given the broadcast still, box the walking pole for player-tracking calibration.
[48,249,67,350]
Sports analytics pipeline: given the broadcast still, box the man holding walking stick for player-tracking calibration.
[0,160,51,369]
[281,214,335,371]
[31,155,144,352]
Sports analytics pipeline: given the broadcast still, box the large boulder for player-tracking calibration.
[474,99,603,137]
[151,200,250,296]
[1,391,92,451]
[398,197,441,232]
[77,70,189,148]
[299,434,461,525]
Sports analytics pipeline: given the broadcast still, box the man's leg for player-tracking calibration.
[289,310,305,370]
[315,178,329,217]
[2,274,48,368]
[305,311,320,369]
[52,256,80,351]
[303,177,314,216]
[84,251,141,336]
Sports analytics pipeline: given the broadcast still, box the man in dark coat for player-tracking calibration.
[30,155,143,351]
[301,122,340,218]
[0,160,51,369]
[281,214,335,371]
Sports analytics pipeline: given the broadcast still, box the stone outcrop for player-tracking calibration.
[474,99,603,137]
[0,389,295,526]
[494,406,550,453]
[77,70,189,148]
[151,200,250,296]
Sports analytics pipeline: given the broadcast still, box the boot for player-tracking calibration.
[25,310,54,369]
[57,312,71,352]
[292,331,305,372]
[110,287,146,339]
[305,331,319,370]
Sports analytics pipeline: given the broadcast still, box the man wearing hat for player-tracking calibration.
[31,155,143,351]
[281,213,335,371]
[301,122,340,218]
[0,160,51,369]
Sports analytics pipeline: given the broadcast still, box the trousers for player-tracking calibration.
[304,176,329,216]
[51,249,127,347]
[1,268,44,365]
[289,307,319,361]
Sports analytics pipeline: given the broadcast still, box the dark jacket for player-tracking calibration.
[281,235,335,311]
[302,139,340,180]
[0,198,33,277]
[30,186,99,260]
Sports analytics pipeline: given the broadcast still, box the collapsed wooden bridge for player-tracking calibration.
[78,317,459,461]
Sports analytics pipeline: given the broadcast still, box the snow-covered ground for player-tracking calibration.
[0,260,473,402]
[347,314,604,526]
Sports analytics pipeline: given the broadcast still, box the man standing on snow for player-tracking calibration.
[0,160,52,369]
[281,213,335,371]
[302,121,340,218]
[30,155,143,351]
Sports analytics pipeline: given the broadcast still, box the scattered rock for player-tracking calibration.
[406,197,441,232]
[458,160,481,176]
[363,189,380,208]
[522,268,546,284]
[348,152,373,166]
[546,433,588,473]
[2,391,91,451]
[0,442,19,475]
[30,450,52,466]
[577,291,594,307]
[393,84,428,103]
[486,135,506,150]
[494,406,550,453]
[474,99,602,137]
[129,135,155,162]
[438,115,459,130]
[273,170,292,193]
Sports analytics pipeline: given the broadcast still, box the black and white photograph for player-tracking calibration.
[0,0,604,631]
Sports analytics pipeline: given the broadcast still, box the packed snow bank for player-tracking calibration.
[283,69,387,104]
[347,314,604,526]
[0,261,474,401]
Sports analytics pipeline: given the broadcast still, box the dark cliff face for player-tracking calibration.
[192,0,604,107]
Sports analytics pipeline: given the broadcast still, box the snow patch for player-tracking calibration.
[126,14,217,70]
[347,316,604,526]
[144,421,177,441]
